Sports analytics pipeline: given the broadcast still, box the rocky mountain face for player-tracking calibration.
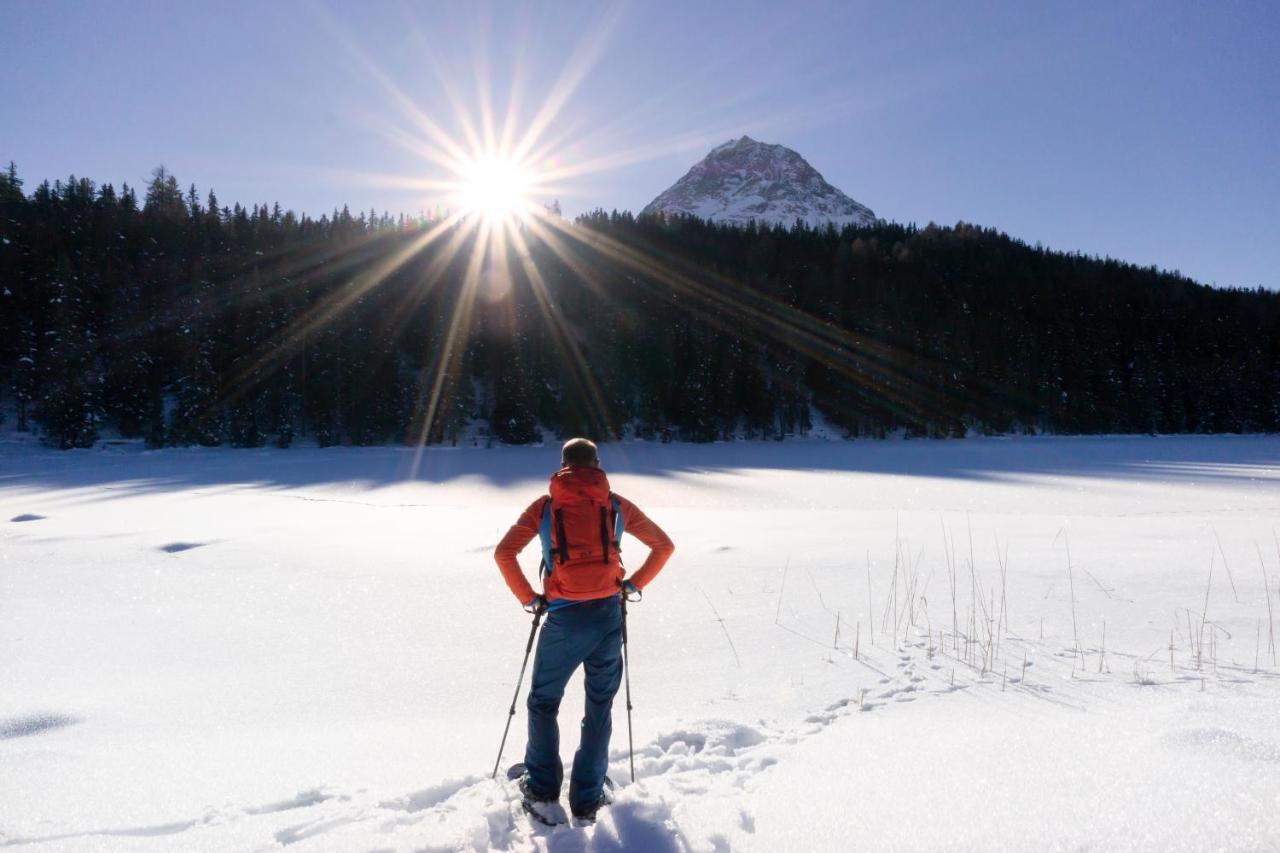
[641,136,875,228]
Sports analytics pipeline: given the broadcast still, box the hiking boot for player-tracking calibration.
[570,790,612,822]
[518,774,558,803]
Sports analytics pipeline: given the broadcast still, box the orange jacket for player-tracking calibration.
[494,466,675,604]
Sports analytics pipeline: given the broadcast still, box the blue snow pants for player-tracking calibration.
[523,594,623,813]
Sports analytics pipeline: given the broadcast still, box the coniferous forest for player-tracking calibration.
[1,163,1277,450]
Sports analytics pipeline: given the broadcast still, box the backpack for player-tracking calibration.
[537,493,625,579]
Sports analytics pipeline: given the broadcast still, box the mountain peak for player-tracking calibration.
[642,137,875,229]
[713,134,757,149]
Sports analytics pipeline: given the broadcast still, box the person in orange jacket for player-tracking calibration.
[494,437,674,820]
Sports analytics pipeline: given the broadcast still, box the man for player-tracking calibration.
[493,437,675,821]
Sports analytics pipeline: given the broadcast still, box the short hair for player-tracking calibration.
[561,437,599,467]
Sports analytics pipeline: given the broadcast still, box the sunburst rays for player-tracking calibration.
[210,8,984,467]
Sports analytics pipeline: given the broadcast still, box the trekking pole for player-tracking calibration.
[491,609,543,779]
[621,593,636,783]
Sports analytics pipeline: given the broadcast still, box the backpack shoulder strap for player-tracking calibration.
[537,497,554,578]
[610,493,624,548]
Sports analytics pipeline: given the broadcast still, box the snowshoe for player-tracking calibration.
[523,798,568,827]
[570,781,615,824]
[507,763,567,826]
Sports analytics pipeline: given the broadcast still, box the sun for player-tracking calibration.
[459,156,537,222]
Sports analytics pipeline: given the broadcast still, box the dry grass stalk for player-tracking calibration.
[1257,543,1276,665]
[1066,533,1083,668]
[1255,619,1262,674]
[1211,625,1218,675]
[1198,547,1215,671]
[994,534,1010,662]
[866,551,874,647]
[775,555,791,625]
[941,518,959,655]
[700,585,742,668]
[1098,620,1107,674]
[1186,609,1198,669]
[967,514,979,663]
[1212,527,1241,604]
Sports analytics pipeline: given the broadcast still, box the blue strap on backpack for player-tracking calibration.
[537,497,554,580]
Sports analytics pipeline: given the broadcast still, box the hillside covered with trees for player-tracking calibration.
[1,164,1277,449]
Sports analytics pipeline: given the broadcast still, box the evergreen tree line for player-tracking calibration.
[1,163,1276,450]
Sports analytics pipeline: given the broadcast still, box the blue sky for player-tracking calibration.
[4,0,1277,288]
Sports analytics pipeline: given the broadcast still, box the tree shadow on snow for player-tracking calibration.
[1,435,1277,497]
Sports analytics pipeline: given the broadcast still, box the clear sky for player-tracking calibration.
[4,0,1277,289]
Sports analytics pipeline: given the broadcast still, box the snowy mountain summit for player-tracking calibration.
[642,136,875,229]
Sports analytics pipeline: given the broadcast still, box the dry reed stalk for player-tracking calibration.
[866,551,874,647]
[967,514,978,659]
[1212,527,1241,604]
[1211,626,1218,675]
[775,555,791,625]
[994,534,1009,661]
[1098,620,1106,674]
[1198,547,1215,671]
[1257,543,1276,665]
[941,518,958,655]
[1066,533,1082,668]
[1255,619,1262,674]
[700,585,742,668]
[1186,609,1197,669]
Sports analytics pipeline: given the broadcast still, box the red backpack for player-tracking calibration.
[537,467,625,576]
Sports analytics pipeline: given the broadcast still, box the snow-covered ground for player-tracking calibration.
[3,435,1280,851]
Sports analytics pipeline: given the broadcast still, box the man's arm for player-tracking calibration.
[616,494,675,590]
[493,498,546,605]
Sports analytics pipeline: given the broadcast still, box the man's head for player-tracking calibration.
[561,437,599,468]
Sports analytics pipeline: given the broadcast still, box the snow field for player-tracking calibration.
[2,436,1280,850]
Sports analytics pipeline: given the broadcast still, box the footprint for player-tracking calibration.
[159,542,206,554]
[244,789,335,815]
[379,776,483,812]
[0,713,77,739]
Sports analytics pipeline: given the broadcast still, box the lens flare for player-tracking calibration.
[459,156,536,221]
